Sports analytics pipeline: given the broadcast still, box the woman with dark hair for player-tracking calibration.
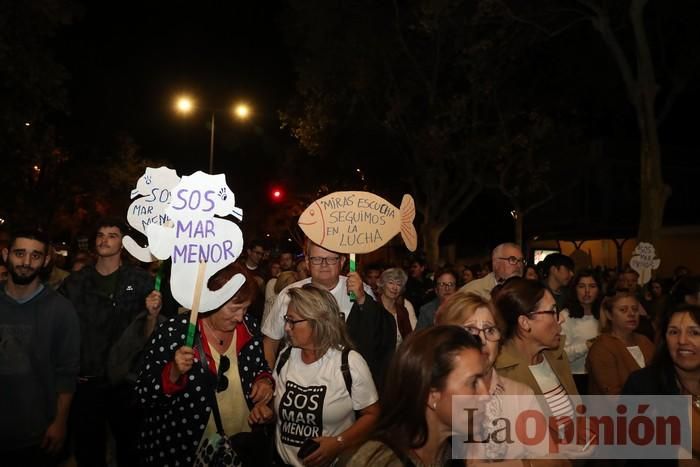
[347,326,487,466]
[135,263,274,466]
[524,265,540,282]
[623,304,700,465]
[586,292,654,395]
[377,268,416,347]
[560,270,602,394]
[669,276,700,308]
[642,277,668,326]
[493,278,578,419]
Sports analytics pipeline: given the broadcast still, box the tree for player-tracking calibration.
[487,111,574,245]
[0,0,78,226]
[575,0,700,247]
[282,0,532,267]
[497,0,700,247]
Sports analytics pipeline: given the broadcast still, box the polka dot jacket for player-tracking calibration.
[135,314,272,467]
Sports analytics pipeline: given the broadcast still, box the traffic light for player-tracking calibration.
[270,186,284,202]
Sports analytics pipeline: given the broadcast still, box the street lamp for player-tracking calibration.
[233,102,251,120]
[173,94,252,174]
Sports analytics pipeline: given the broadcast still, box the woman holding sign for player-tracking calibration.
[273,284,380,467]
[135,263,274,467]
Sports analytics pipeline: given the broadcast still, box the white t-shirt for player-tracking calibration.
[560,311,599,374]
[274,347,378,466]
[263,278,278,320]
[261,276,374,341]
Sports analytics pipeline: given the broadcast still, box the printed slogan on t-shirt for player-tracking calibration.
[280,381,327,447]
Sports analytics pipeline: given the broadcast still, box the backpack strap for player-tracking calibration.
[275,346,293,375]
[341,347,352,397]
[276,345,352,397]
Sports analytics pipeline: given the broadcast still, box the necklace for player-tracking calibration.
[204,320,226,346]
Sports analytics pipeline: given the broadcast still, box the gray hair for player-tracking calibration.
[377,267,408,295]
[286,284,354,357]
[491,242,521,260]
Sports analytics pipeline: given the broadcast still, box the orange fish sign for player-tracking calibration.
[298,191,417,254]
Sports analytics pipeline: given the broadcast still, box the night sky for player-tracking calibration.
[21,0,700,255]
[58,1,294,172]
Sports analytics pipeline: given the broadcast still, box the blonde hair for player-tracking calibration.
[599,292,638,333]
[286,284,354,357]
[435,291,504,333]
[274,271,298,294]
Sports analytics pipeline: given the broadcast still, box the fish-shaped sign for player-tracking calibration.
[298,191,417,254]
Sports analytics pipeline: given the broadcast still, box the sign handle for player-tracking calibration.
[185,261,207,347]
[349,253,356,302]
[154,261,164,292]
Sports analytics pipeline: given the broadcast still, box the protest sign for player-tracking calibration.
[298,191,417,254]
[298,191,417,300]
[629,242,660,286]
[123,166,181,263]
[145,171,245,345]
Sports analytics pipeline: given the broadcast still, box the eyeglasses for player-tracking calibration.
[283,315,308,329]
[308,256,341,266]
[217,355,230,392]
[464,326,501,342]
[528,307,560,320]
[437,282,456,289]
[498,256,527,266]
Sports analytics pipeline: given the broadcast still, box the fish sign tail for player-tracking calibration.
[399,194,417,252]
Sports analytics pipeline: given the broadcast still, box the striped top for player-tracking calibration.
[529,356,575,433]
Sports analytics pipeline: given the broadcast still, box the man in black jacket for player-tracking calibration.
[1,228,80,467]
[60,218,162,467]
[261,239,396,389]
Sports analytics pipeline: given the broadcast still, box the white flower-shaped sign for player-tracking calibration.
[629,242,660,286]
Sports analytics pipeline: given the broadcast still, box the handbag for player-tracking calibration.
[193,337,243,467]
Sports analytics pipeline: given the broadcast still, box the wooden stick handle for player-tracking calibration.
[185,261,207,347]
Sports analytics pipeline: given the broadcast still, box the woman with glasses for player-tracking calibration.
[560,270,602,394]
[273,284,379,466]
[435,292,549,462]
[493,278,579,423]
[377,268,416,347]
[135,263,274,467]
[586,292,654,395]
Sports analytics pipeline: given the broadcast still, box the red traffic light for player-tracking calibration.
[270,187,284,202]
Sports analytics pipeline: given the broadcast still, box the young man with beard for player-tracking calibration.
[0,229,80,466]
[59,219,161,467]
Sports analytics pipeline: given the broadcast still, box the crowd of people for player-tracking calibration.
[1,221,699,467]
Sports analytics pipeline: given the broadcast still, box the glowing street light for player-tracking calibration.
[173,94,253,174]
[233,103,251,120]
[175,95,194,114]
